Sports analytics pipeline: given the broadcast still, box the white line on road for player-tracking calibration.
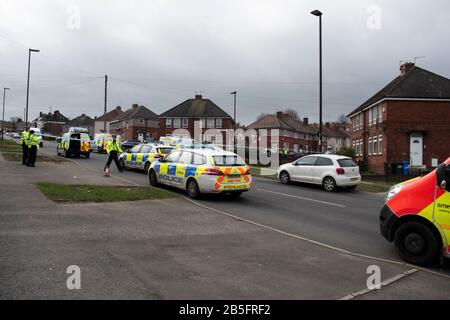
[257,188,346,208]
[339,269,419,300]
[184,197,450,281]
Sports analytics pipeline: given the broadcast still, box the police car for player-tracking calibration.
[148,149,252,198]
[118,144,175,172]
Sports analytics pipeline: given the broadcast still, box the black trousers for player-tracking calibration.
[27,146,37,166]
[22,143,29,165]
[105,151,122,171]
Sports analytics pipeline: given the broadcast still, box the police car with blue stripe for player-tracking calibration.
[148,148,252,198]
[118,144,175,172]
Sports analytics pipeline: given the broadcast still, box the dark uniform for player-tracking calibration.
[104,138,123,172]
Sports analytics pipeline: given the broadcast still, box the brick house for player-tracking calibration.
[319,122,350,153]
[247,112,318,153]
[158,95,234,144]
[31,110,69,136]
[63,114,95,136]
[347,63,450,172]
[94,106,123,134]
[109,104,159,142]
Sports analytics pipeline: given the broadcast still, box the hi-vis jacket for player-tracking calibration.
[106,140,122,154]
[20,131,29,145]
[27,134,40,149]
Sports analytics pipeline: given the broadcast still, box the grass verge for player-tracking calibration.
[2,152,69,163]
[250,166,278,180]
[36,182,176,203]
[356,183,392,193]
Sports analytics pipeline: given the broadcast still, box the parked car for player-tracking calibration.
[121,139,142,151]
[277,154,361,192]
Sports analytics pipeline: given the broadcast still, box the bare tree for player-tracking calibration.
[284,108,301,121]
[337,114,348,124]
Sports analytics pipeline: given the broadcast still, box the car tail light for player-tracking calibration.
[204,168,224,176]
[336,168,345,175]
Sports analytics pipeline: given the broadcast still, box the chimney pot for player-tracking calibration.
[117,106,121,110]
[303,117,309,125]
[195,94,203,100]
[132,104,139,108]
[276,111,283,119]
[400,62,415,76]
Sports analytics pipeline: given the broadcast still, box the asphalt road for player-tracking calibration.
[38,141,450,275]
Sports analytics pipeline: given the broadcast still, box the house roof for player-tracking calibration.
[41,111,69,123]
[96,106,123,122]
[247,113,316,134]
[348,66,450,117]
[114,105,158,121]
[67,114,94,126]
[159,96,232,118]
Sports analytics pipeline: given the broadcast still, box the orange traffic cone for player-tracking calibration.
[103,166,110,177]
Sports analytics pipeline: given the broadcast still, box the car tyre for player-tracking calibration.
[64,150,69,158]
[279,171,291,184]
[186,179,200,199]
[119,159,126,171]
[394,221,440,266]
[149,169,158,187]
[323,176,337,192]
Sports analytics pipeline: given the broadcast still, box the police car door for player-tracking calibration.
[138,145,152,170]
[159,151,182,187]
[126,145,142,168]
[175,151,193,188]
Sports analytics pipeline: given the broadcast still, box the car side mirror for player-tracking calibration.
[436,164,450,192]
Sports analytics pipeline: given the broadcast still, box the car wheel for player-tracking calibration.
[322,177,337,192]
[186,179,200,199]
[64,150,69,158]
[394,221,440,266]
[149,169,158,186]
[279,171,291,184]
[144,162,151,173]
[119,159,126,171]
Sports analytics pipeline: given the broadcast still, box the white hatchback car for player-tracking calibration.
[277,155,361,192]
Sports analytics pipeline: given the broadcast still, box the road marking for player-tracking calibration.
[184,197,450,281]
[340,269,418,300]
[257,188,346,208]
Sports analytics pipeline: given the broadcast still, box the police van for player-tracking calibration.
[148,149,252,198]
[118,144,175,173]
[57,128,91,158]
[380,157,450,266]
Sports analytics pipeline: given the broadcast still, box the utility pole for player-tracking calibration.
[25,48,40,128]
[230,91,237,150]
[2,87,10,141]
[311,10,323,153]
[104,75,108,133]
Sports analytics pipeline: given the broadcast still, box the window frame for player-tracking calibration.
[207,118,215,129]
[182,118,189,128]
[368,137,372,156]
[216,118,222,129]
[166,118,172,128]
[173,118,181,129]
[378,135,383,155]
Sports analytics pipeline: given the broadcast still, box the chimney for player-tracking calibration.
[116,106,121,111]
[132,104,139,109]
[276,111,283,119]
[325,122,331,128]
[303,117,309,125]
[400,62,415,76]
[81,113,86,117]
[39,112,43,117]
[195,94,203,100]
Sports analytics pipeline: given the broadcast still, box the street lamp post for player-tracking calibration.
[230,91,237,150]
[311,10,323,153]
[25,48,40,128]
[2,87,10,141]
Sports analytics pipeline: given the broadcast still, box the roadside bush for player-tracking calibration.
[336,147,356,158]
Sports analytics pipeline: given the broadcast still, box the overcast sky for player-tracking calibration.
[1,0,449,125]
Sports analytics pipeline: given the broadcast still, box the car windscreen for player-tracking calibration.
[338,159,358,168]
[212,155,246,167]
[157,147,174,154]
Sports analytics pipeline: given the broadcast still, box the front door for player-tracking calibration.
[410,133,423,166]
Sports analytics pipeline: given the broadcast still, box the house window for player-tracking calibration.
[360,139,363,156]
[373,136,378,155]
[182,118,188,128]
[368,109,373,125]
[207,118,215,129]
[378,107,383,123]
[355,140,360,156]
[216,118,222,129]
[378,135,383,155]
[166,118,172,128]
[173,118,181,128]
[368,137,372,155]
